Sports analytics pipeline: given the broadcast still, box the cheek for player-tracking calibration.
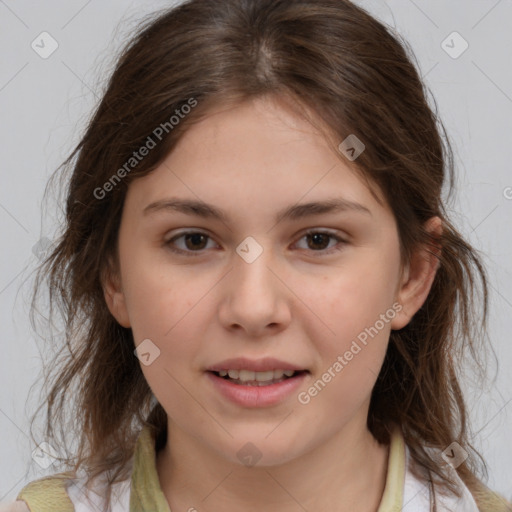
[122,257,213,370]
[342,244,401,323]
[124,265,208,412]
[311,260,398,339]
[120,246,192,338]
[298,250,398,388]
[304,277,392,416]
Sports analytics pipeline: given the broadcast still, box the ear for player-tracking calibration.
[101,256,131,328]
[391,216,442,330]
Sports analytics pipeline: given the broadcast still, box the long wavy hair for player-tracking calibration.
[26,0,495,508]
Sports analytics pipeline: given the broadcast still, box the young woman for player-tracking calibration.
[4,0,511,510]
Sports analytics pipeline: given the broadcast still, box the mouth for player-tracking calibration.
[206,368,310,407]
[207,369,309,386]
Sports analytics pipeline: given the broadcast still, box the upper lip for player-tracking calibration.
[206,357,308,373]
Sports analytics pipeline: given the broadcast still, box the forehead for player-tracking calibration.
[124,95,388,221]
[168,95,341,169]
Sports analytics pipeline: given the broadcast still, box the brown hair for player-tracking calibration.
[27,0,494,508]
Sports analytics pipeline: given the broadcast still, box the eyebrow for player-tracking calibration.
[142,196,372,223]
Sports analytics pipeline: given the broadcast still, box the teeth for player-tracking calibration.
[228,369,240,379]
[255,370,275,382]
[217,369,297,381]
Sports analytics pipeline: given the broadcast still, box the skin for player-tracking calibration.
[103,94,441,512]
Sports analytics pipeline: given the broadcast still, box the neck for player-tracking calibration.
[156,418,390,512]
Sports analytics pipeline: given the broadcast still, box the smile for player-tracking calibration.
[206,370,309,407]
[215,369,298,385]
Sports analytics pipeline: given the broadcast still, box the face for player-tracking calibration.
[103,95,438,467]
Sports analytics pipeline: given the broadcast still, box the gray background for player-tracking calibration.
[1,0,511,504]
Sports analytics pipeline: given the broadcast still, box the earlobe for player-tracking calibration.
[101,261,131,328]
[391,216,442,331]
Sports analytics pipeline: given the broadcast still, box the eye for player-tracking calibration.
[164,229,347,256]
[164,231,218,256]
[294,230,347,254]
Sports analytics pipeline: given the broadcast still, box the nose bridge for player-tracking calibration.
[219,235,290,334]
[233,235,277,296]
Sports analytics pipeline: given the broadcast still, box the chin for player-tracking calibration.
[214,434,307,469]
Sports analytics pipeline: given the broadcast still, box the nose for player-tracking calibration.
[218,244,292,338]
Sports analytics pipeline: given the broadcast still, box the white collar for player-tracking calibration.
[402,443,480,512]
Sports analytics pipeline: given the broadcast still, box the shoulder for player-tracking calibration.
[11,467,133,512]
[66,469,132,511]
[0,501,31,512]
[12,471,75,512]
[469,481,512,512]
[7,429,146,512]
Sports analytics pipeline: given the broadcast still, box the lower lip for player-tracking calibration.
[206,371,308,408]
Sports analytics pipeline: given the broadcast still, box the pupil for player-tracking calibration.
[308,233,329,250]
[185,233,207,250]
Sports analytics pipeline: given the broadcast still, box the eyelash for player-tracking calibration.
[164,229,348,257]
